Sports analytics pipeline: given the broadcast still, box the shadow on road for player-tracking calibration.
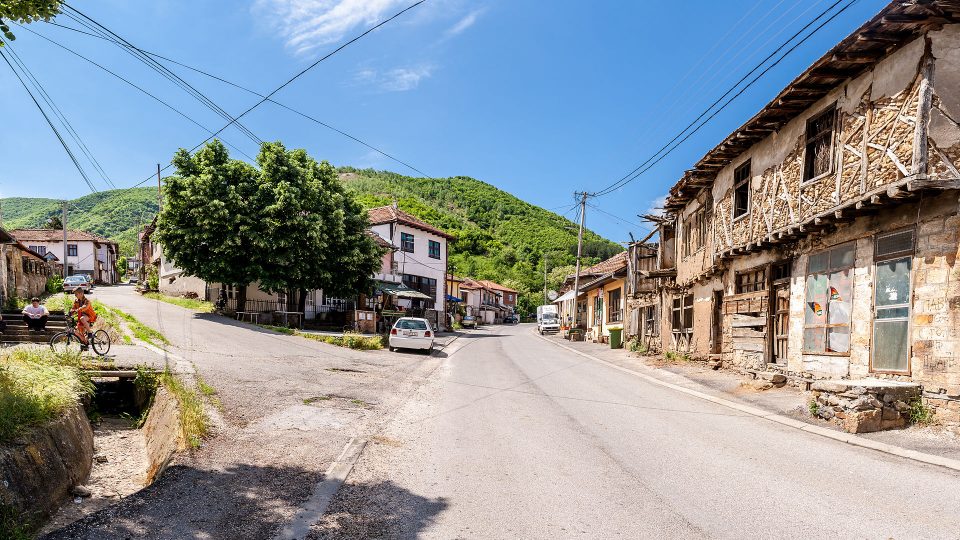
[309,480,448,539]
[42,463,323,539]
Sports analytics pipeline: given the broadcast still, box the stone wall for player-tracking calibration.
[810,380,920,433]
[0,406,93,527]
[142,385,184,484]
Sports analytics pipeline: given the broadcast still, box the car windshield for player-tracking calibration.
[542,313,558,320]
[397,319,428,330]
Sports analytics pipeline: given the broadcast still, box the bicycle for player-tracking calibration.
[50,315,111,356]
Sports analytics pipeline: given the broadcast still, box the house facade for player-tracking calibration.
[555,251,628,341]
[11,228,119,284]
[647,1,960,413]
[368,204,454,326]
[1,228,55,304]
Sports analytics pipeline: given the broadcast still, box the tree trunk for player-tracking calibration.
[237,284,248,313]
[298,288,307,315]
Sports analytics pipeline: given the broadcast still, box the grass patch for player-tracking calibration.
[103,304,169,348]
[144,292,214,313]
[159,369,209,449]
[0,346,94,444]
[808,398,820,417]
[258,325,384,351]
[303,395,332,404]
[664,351,691,362]
[195,373,222,411]
[0,503,33,540]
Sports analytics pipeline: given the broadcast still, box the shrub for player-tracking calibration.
[46,275,64,294]
[808,398,820,417]
[907,398,934,425]
[146,264,159,291]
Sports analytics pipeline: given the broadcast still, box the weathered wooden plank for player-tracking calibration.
[732,315,766,327]
[907,177,960,191]
[732,327,766,339]
[732,340,765,352]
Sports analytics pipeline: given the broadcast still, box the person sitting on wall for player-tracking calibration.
[22,297,50,332]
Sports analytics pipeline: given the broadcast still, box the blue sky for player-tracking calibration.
[1,0,888,242]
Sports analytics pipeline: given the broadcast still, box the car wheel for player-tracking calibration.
[388,346,395,352]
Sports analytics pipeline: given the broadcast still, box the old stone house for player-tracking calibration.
[1,228,55,304]
[623,241,662,351]
[651,0,960,418]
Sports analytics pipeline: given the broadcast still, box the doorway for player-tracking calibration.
[769,261,791,365]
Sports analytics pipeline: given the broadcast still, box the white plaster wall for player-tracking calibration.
[370,222,447,311]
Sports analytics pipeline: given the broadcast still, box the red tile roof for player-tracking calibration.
[10,229,118,246]
[478,280,518,294]
[366,230,395,249]
[367,206,455,240]
[567,251,628,280]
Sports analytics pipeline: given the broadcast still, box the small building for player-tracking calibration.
[11,228,119,284]
[623,241,661,351]
[1,228,56,303]
[556,251,628,341]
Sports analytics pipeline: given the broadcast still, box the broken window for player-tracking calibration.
[672,294,693,351]
[644,305,659,337]
[872,228,915,373]
[803,106,836,182]
[608,288,622,323]
[682,207,707,258]
[735,267,767,294]
[733,161,751,219]
[803,241,855,354]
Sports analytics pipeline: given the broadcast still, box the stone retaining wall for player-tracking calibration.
[811,380,921,433]
[143,384,184,484]
[0,405,93,526]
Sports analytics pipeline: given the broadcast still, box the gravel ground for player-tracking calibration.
[42,286,446,539]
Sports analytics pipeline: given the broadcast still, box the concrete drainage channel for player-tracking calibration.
[2,368,185,535]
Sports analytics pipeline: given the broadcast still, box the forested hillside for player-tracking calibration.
[2,188,158,256]
[340,167,623,313]
[4,169,621,313]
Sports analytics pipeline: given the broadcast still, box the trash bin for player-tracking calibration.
[609,328,623,349]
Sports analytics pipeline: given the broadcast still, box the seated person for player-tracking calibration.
[22,297,50,332]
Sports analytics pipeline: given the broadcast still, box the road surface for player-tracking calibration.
[313,323,960,539]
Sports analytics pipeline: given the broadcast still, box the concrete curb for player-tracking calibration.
[537,332,960,473]
[275,437,368,540]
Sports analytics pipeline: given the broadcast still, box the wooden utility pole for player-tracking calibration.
[543,252,549,305]
[571,192,589,326]
[157,164,162,211]
[62,201,68,276]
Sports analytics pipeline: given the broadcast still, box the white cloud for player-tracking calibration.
[444,8,483,37]
[645,195,667,217]
[354,65,433,91]
[254,0,408,55]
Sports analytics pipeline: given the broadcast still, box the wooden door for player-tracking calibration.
[770,281,790,365]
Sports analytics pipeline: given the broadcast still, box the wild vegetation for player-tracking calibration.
[144,292,214,313]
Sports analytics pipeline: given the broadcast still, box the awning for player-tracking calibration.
[375,281,433,300]
[446,294,462,302]
[553,289,585,303]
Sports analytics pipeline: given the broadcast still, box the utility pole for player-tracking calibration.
[62,201,68,276]
[571,192,588,326]
[543,252,549,305]
[157,164,162,211]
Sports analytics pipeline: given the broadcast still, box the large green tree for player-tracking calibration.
[0,0,60,43]
[256,142,382,313]
[155,140,262,309]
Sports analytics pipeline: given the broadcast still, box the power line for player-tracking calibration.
[0,47,98,193]
[61,3,264,148]
[3,39,115,189]
[15,23,257,162]
[593,0,857,198]
[41,19,431,178]
[586,202,652,233]
[129,0,427,189]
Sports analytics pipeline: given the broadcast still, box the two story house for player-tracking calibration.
[654,0,960,403]
[11,228,119,284]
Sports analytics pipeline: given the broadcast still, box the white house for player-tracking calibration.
[11,228,119,284]
[367,204,454,322]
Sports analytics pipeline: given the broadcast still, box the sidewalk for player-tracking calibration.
[543,333,960,463]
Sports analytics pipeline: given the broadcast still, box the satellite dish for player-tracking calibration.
[547,290,558,301]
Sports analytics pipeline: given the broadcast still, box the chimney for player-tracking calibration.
[392,199,398,210]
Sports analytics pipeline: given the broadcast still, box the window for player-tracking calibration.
[67,244,78,257]
[607,288,622,323]
[29,245,46,255]
[671,294,694,350]
[460,292,469,303]
[402,274,437,307]
[803,106,836,182]
[682,207,707,257]
[803,241,855,354]
[733,161,751,219]
[428,240,441,259]
[872,229,915,373]
[644,305,659,337]
[735,267,767,294]
[593,295,604,327]
[400,232,415,253]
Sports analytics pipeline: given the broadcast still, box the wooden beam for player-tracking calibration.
[832,51,886,62]
[887,185,910,199]
[908,177,960,191]
[912,46,935,176]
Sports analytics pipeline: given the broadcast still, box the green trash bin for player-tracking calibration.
[609,327,623,349]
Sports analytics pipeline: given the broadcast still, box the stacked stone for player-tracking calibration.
[810,381,920,433]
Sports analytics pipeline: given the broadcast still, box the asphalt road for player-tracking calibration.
[315,323,960,539]
[45,285,444,539]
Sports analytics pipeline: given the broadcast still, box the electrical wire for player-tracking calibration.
[3,40,115,189]
[586,202,652,233]
[14,23,257,162]
[593,0,858,198]
[61,3,264,148]
[41,19,431,178]
[0,47,98,193]
[127,0,427,189]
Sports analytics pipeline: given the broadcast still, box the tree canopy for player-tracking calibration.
[0,0,60,43]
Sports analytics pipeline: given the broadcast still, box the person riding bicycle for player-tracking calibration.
[70,287,97,350]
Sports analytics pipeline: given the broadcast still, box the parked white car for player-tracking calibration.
[389,317,434,353]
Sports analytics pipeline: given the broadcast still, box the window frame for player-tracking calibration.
[801,105,837,185]
[735,266,768,294]
[870,227,916,375]
[681,206,707,258]
[400,232,415,253]
[67,244,78,257]
[607,287,622,323]
[732,160,751,222]
[803,241,855,356]
[428,239,441,259]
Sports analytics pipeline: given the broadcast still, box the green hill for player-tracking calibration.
[1,188,158,256]
[3,171,621,313]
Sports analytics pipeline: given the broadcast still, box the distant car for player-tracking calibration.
[128,276,139,284]
[461,315,477,328]
[389,317,434,353]
[63,275,91,293]
[503,314,518,324]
